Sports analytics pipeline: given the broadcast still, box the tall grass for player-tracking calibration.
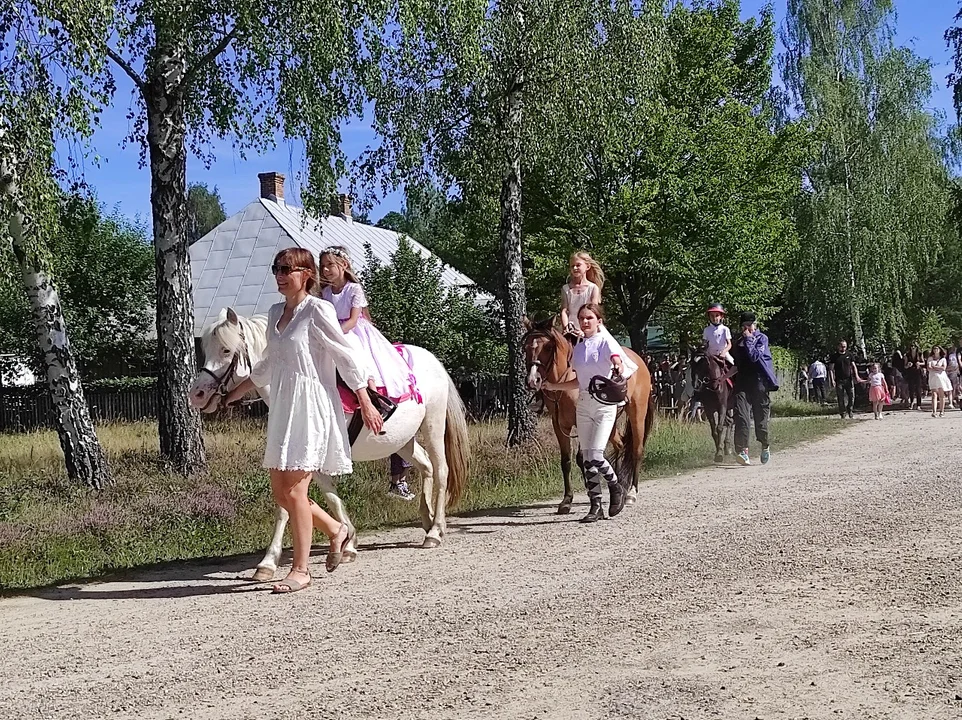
[0,415,842,589]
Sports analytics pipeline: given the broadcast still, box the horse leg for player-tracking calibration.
[397,439,437,544]
[251,504,289,582]
[553,418,574,514]
[313,472,358,563]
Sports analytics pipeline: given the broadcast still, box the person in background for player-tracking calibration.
[945,345,959,409]
[731,312,779,467]
[829,340,865,419]
[809,356,827,404]
[867,363,890,420]
[798,364,810,403]
[927,346,951,418]
[903,345,924,410]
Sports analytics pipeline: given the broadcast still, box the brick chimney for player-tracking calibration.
[258,172,285,201]
[330,193,352,219]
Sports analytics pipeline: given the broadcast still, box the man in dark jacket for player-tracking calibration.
[732,312,779,466]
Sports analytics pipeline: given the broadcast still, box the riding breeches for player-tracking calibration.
[576,392,619,500]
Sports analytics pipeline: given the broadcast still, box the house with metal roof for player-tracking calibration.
[189,172,482,336]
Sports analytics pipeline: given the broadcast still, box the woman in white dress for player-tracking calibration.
[542,303,637,523]
[226,248,383,593]
[927,345,952,418]
[559,251,603,340]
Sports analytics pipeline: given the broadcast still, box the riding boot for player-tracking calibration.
[608,480,628,517]
[580,475,604,523]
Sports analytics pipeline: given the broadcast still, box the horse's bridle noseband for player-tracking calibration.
[198,326,251,412]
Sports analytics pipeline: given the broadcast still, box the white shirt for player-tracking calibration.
[571,327,638,391]
[869,372,885,388]
[703,323,732,356]
[809,360,827,379]
[948,351,959,371]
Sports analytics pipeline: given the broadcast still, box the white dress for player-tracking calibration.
[250,295,368,475]
[562,281,599,327]
[927,358,952,392]
[322,282,417,401]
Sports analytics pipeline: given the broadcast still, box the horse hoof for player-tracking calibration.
[421,536,441,549]
[557,500,573,514]
[625,495,636,506]
[251,567,275,582]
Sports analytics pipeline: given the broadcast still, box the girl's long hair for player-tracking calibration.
[569,251,605,292]
[318,246,371,320]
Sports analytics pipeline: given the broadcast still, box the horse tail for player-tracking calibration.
[614,413,635,486]
[644,381,657,447]
[443,373,470,509]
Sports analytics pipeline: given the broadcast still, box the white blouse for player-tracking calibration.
[250,295,368,474]
[571,327,638,391]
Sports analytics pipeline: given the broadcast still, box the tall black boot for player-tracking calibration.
[608,480,628,517]
[581,474,604,523]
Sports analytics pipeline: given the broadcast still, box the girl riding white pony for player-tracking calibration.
[189,255,470,581]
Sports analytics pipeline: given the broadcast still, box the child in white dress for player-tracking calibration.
[559,251,603,340]
[319,246,419,501]
[225,248,383,593]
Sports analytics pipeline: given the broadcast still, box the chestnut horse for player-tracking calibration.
[523,320,656,514]
[690,352,736,463]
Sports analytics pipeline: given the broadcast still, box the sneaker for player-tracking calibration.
[736,450,751,466]
[388,480,416,501]
[760,447,771,465]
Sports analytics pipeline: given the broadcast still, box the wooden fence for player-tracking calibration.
[0,378,512,433]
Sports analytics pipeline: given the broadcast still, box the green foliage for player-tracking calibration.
[360,238,507,377]
[914,309,950,350]
[770,345,804,377]
[781,0,955,352]
[0,196,154,377]
[187,183,226,244]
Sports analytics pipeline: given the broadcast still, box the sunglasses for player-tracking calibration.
[271,264,308,276]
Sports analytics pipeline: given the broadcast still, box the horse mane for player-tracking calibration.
[201,310,269,363]
[523,318,572,375]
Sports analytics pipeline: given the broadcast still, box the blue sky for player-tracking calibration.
[73,0,961,225]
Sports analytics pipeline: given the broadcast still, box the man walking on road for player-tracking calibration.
[732,312,779,466]
[829,340,865,419]
[809,356,827,404]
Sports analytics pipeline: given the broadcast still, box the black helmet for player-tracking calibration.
[588,372,628,405]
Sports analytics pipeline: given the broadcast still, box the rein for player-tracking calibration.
[199,324,253,411]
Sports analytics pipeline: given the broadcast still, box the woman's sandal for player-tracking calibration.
[326,524,356,573]
[271,575,312,594]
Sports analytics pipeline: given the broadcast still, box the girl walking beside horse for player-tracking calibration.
[539,304,646,523]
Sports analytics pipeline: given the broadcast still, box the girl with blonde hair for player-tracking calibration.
[559,251,604,339]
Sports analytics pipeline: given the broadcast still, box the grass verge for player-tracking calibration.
[0,414,843,589]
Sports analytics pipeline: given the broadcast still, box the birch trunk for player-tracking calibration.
[144,58,206,474]
[0,146,109,488]
[499,60,535,447]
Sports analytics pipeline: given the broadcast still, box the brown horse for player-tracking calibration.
[523,319,656,514]
[691,352,735,463]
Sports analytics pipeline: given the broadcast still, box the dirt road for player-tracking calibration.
[2,413,961,719]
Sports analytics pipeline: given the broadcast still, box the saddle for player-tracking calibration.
[336,374,399,446]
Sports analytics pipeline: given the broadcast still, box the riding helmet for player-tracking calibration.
[588,372,628,405]
[706,303,726,315]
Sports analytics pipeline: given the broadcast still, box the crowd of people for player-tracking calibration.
[799,341,962,419]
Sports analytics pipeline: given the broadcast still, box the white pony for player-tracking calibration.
[189,307,469,581]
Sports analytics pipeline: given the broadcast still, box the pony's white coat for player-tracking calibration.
[190,307,469,576]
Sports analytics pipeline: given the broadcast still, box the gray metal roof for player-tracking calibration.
[189,198,483,336]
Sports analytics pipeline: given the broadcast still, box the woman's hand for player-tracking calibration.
[356,391,384,435]
[611,356,624,375]
[225,379,254,407]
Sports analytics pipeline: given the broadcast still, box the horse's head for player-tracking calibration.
[522,317,568,391]
[190,308,255,413]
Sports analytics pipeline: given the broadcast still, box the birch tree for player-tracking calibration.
[0,1,112,488]
[362,0,604,445]
[95,1,375,473]
[782,0,951,353]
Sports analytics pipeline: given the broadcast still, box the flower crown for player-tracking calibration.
[321,246,350,261]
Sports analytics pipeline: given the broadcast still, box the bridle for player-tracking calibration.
[523,327,575,404]
[197,325,252,412]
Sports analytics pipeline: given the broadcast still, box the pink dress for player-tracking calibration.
[321,283,418,402]
[868,372,887,404]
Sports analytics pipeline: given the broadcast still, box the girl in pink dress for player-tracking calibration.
[867,363,890,420]
[319,246,419,500]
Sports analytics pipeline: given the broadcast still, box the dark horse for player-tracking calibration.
[691,352,735,463]
[522,319,656,513]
